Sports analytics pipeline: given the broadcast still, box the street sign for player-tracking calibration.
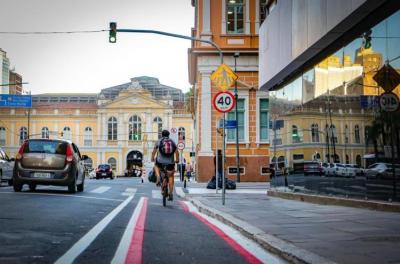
[373,64,400,93]
[225,120,237,129]
[379,92,399,112]
[0,94,32,108]
[177,142,185,151]
[170,127,178,143]
[360,95,378,108]
[210,64,238,92]
[213,91,236,113]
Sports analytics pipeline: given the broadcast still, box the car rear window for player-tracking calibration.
[98,164,111,169]
[24,140,68,155]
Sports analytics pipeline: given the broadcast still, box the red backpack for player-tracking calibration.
[158,138,176,156]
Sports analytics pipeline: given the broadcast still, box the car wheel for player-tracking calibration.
[68,176,77,193]
[77,178,84,192]
[8,179,13,186]
[13,180,23,192]
[29,184,36,192]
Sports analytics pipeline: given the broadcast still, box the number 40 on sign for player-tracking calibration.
[213,91,236,113]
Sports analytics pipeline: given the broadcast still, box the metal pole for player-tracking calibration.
[234,53,240,182]
[117,28,224,65]
[273,120,278,179]
[216,119,219,194]
[222,113,226,205]
[27,108,30,139]
[391,113,397,200]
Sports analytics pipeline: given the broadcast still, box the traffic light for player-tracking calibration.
[363,29,372,49]
[109,22,117,43]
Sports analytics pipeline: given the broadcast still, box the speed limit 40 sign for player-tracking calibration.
[213,91,236,113]
[380,92,400,112]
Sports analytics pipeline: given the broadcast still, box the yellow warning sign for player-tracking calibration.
[373,64,400,93]
[210,64,238,91]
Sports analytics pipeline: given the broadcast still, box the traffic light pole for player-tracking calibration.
[115,28,223,65]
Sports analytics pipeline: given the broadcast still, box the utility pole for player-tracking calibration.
[234,52,240,182]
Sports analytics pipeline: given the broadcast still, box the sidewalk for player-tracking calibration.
[177,183,400,264]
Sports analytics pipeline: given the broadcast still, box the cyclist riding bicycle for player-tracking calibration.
[151,130,179,201]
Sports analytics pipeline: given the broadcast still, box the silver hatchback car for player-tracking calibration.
[13,139,88,193]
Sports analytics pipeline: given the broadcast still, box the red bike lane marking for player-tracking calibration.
[125,197,148,264]
[178,201,262,264]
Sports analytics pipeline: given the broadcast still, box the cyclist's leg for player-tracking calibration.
[166,164,175,197]
[154,163,161,184]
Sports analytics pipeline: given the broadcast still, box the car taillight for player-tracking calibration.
[16,141,27,160]
[108,168,112,172]
[96,168,99,173]
[66,144,74,163]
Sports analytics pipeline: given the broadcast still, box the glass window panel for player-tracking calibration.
[228,99,245,141]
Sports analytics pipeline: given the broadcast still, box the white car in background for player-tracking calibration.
[325,163,345,176]
[0,148,15,186]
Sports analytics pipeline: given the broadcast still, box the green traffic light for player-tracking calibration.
[109,22,117,43]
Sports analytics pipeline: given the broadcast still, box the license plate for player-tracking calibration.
[34,172,51,178]
[102,173,106,176]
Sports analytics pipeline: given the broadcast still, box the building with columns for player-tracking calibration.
[0,77,194,175]
[188,0,271,182]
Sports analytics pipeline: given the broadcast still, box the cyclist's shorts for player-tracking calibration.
[155,162,175,172]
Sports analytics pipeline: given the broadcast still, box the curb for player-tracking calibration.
[268,190,400,213]
[187,196,336,264]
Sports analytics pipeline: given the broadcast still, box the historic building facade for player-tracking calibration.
[189,0,271,182]
[0,77,194,176]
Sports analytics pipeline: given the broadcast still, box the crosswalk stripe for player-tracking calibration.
[151,190,162,199]
[90,186,111,194]
[122,188,137,196]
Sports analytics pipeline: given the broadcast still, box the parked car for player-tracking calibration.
[303,161,323,175]
[0,147,15,186]
[87,168,96,179]
[365,163,400,180]
[347,164,363,176]
[96,164,114,179]
[342,164,357,177]
[325,163,345,176]
[13,139,87,193]
[321,162,329,175]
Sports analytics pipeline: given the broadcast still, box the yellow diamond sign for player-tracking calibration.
[210,64,238,91]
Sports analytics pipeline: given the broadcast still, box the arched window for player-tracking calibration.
[63,127,72,140]
[20,127,28,144]
[84,127,92,146]
[178,127,186,141]
[344,125,349,144]
[153,117,163,139]
[107,157,117,171]
[292,125,302,143]
[41,127,49,139]
[129,115,142,141]
[346,155,350,164]
[108,117,118,140]
[0,127,6,146]
[314,153,321,160]
[356,155,362,167]
[311,124,319,143]
[354,125,360,144]
[330,125,337,144]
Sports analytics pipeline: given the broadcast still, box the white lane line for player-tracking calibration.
[151,190,162,199]
[111,197,146,264]
[185,201,287,264]
[90,186,111,194]
[122,188,137,196]
[0,192,124,202]
[54,194,135,264]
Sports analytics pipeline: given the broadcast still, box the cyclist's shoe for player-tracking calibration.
[168,193,173,201]
[156,180,161,186]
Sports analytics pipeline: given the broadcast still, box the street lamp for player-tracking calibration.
[234,52,240,182]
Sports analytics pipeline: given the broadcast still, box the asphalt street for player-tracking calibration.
[0,177,285,264]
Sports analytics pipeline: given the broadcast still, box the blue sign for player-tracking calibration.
[269,120,284,129]
[217,119,237,129]
[225,120,237,129]
[360,96,378,108]
[0,94,32,108]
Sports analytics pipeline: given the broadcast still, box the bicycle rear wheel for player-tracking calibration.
[162,177,168,207]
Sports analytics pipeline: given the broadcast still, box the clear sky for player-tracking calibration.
[0,0,194,95]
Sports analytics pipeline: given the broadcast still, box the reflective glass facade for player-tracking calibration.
[270,10,400,202]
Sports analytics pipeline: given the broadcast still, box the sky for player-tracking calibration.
[0,0,194,95]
